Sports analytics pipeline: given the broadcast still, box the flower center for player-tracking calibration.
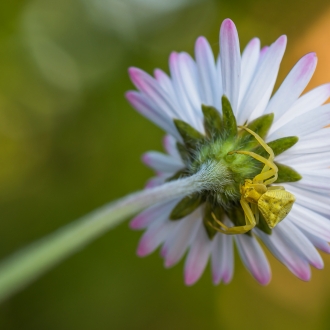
[168,96,302,237]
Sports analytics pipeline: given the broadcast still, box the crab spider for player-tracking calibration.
[210,126,295,235]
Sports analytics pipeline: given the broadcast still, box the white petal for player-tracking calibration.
[130,198,180,229]
[153,69,183,123]
[154,68,178,101]
[256,228,311,280]
[248,77,276,121]
[284,183,330,215]
[277,151,330,170]
[169,52,203,131]
[276,220,323,269]
[270,83,330,133]
[287,203,330,242]
[162,208,201,267]
[267,103,330,140]
[195,36,218,107]
[238,36,287,123]
[137,218,176,257]
[184,222,211,285]
[290,169,330,193]
[238,38,260,109]
[290,83,330,111]
[144,175,167,189]
[128,67,183,122]
[163,135,181,160]
[265,53,317,119]
[216,55,223,111]
[235,234,271,285]
[125,91,181,140]
[220,19,241,114]
[257,46,269,64]
[177,52,204,130]
[211,232,234,284]
[300,229,330,253]
[282,128,330,155]
[142,151,184,173]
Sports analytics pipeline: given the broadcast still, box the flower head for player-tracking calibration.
[126,18,330,285]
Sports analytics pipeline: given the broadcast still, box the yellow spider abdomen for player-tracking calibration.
[258,190,295,228]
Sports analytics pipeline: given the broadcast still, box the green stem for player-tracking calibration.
[0,173,207,303]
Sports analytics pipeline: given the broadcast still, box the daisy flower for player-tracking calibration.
[126,18,330,286]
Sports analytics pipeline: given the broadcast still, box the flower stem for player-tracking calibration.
[0,172,208,303]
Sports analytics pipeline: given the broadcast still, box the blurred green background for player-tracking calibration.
[0,0,330,329]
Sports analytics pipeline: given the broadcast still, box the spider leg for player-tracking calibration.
[238,126,274,161]
[251,203,259,224]
[208,220,255,235]
[256,169,277,185]
[231,150,278,185]
[267,185,285,190]
[208,199,257,235]
[238,126,274,175]
[240,198,257,228]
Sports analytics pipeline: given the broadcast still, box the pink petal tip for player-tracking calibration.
[141,153,150,165]
[222,270,232,284]
[125,91,135,102]
[277,35,287,46]
[164,259,175,269]
[136,240,150,257]
[184,273,198,286]
[154,68,163,80]
[145,179,157,189]
[162,135,170,150]
[212,274,221,285]
[160,246,167,258]
[249,37,259,45]
[221,18,236,31]
[196,36,207,47]
[312,260,324,270]
[260,46,269,56]
[129,215,144,229]
[169,52,179,66]
[255,273,271,286]
[296,269,311,281]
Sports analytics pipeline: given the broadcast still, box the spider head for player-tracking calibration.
[240,179,267,204]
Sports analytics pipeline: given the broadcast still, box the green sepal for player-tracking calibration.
[253,136,299,158]
[226,206,252,236]
[241,113,274,149]
[202,104,222,137]
[268,136,299,156]
[169,193,203,220]
[222,96,237,138]
[165,169,186,182]
[203,202,222,239]
[256,213,272,235]
[176,142,190,165]
[275,162,302,183]
[247,113,274,138]
[174,119,205,150]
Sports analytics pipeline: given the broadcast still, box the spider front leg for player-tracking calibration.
[238,126,275,161]
[209,199,257,235]
[231,150,278,185]
[228,127,278,185]
[238,126,275,175]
